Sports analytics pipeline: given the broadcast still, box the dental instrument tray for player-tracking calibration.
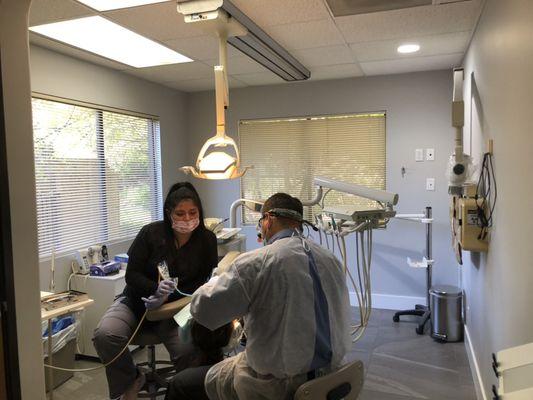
[323,205,396,223]
[41,290,89,311]
[216,228,241,242]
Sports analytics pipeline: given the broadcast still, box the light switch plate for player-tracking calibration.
[415,148,424,162]
[426,178,435,191]
[426,148,435,161]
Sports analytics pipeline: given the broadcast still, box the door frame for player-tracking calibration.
[0,47,23,400]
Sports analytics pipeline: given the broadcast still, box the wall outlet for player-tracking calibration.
[415,148,424,162]
[426,178,435,191]
[426,148,435,161]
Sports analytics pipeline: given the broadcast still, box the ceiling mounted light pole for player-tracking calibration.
[178,2,250,179]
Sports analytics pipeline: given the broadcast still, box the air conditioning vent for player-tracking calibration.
[325,0,471,17]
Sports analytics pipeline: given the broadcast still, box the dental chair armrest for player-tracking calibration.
[146,296,191,321]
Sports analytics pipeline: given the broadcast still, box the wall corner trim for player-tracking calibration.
[465,324,488,400]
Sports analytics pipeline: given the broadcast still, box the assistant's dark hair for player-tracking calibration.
[163,182,206,230]
[262,193,303,220]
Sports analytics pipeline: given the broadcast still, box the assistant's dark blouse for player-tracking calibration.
[122,221,218,317]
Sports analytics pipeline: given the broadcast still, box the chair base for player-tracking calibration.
[136,345,175,400]
[393,304,430,335]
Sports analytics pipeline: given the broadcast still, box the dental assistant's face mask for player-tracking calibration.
[170,199,200,234]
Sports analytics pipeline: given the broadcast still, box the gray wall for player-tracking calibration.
[29,45,190,292]
[461,0,533,398]
[186,70,460,306]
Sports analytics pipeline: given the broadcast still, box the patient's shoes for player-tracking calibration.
[120,371,146,400]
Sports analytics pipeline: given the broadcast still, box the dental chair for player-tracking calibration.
[294,360,365,400]
[134,251,242,399]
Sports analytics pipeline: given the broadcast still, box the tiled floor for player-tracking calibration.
[51,308,476,400]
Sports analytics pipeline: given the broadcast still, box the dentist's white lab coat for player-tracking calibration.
[191,231,351,400]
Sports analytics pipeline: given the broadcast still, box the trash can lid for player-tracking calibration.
[430,285,462,296]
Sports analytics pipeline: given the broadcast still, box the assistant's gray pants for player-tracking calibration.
[93,298,192,399]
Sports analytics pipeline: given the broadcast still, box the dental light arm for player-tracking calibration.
[178,5,250,180]
[452,68,464,163]
[230,198,264,228]
[448,68,474,194]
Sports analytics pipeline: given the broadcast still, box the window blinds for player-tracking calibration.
[32,97,162,258]
[239,113,386,223]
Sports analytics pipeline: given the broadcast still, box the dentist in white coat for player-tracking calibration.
[190,192,351,400]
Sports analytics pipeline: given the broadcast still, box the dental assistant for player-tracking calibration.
[93,182,218,400]
[190,193,352,400]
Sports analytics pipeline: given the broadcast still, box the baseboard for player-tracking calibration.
[349,291,426,310]
[464,325,488,400]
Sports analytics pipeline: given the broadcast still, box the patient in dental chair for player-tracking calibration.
[166,320,234,400]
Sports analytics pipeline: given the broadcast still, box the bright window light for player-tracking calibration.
[76,0,167,11]
[30,16,193,68]
[397,43,420,54]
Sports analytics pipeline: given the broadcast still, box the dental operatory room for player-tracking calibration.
[1,0,533,399]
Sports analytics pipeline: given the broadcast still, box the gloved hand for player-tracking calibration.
[141,294,167,310]
[155,279,176,297]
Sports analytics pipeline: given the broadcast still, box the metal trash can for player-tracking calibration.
[430,285,463,342]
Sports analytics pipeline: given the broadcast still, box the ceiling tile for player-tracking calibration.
[231,72,285,87]
[166,78,214,92]
[204,56,270,75]
[30,34,129,71]
[336,0,483,43]
[360,53,463,76]
[124,61,213,83]
[266,19,345,50]
[163,35,241,61]
[29,0,95,26]
[166,76,246,92]
[308,63,364,81]
[292,45,355,67]
[350,31,471,62]
[229,0,331,27]
[104,1,205,41]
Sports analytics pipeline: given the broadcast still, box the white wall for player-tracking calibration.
[29,45,190,291]
[186,70,460,306]
[461,1,533,398]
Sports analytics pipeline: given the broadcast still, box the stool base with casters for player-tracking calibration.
[393,305,430,335]
[392,207,433,336]
[132,329,176,400]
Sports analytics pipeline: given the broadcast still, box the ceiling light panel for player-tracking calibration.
[76,0,167,11]
[397,43,420,53]
[30,16,193,68]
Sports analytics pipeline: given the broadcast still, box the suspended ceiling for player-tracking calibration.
[29,0,484,92]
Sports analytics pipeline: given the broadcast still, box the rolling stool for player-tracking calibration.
[294,360,365,400]
[133,297,192,399]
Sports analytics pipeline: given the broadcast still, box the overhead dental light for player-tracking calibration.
[178,2,250,179]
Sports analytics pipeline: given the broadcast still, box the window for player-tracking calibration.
[32,96,162,258]
[239,113,386,223]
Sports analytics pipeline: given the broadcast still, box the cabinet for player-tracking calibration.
[71,270,126,358]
